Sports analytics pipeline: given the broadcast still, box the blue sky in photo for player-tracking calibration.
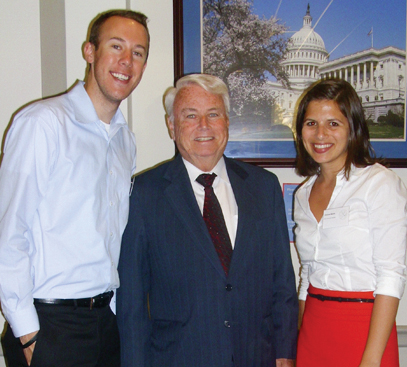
[252,0,406,60]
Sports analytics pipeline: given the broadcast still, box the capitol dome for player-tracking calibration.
[289,5,326,53]
[281,4,329,85]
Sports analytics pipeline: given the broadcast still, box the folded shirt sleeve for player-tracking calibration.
[370,169,407,299]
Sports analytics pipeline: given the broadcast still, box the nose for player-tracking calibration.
[198,116,209,129]
[316,125,327,139]
[120,50,132,67]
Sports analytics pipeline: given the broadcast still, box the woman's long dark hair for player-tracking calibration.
[295,79,376,178]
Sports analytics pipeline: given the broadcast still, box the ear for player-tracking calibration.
[142,61,148,73]
[137,61,148,81]
[166,116,175,140]
[83,42,96,64]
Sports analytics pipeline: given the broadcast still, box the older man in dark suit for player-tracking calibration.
[117,74,298,367]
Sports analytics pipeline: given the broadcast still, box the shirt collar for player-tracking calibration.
[68,81,127,127]
[183,156,229,187]
[304,164,356,190]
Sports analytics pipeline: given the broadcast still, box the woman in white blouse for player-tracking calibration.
[294,79,407,367]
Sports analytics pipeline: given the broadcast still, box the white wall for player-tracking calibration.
[1,0,407,365]
[0,1,42,140]
[127,0,175,172]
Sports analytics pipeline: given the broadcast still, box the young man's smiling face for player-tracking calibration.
[84,16,148,114]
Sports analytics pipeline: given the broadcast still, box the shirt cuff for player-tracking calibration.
[374,276,406,300]
[298,288,308,301]
[7,305,40,338]
[298,278,309,301]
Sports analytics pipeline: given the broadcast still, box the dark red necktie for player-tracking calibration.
[196,173,233,275]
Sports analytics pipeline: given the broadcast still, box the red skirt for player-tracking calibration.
[297,285,399,367]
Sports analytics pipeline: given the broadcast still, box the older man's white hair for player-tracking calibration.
[164,74,230,122]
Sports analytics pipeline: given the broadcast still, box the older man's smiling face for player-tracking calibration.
[168,84,229,172]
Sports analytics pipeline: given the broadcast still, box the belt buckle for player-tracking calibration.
[90,297,95,310]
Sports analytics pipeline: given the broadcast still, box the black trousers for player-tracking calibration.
[2,303,120,367]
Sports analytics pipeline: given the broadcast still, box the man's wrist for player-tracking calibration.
[20,331,39,349]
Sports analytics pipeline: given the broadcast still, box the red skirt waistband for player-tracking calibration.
[308,284,374,300]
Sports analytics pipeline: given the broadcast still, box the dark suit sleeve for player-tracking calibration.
[117,185,151,367]
[270,175,298,359]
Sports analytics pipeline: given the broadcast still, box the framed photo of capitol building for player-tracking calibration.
[173,0,407,167]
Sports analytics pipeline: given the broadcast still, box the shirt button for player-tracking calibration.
[224,321,231,328]
[110,232,113,237]
[225,284,233,291]
[109,170,113,176]
[110,201,114,206]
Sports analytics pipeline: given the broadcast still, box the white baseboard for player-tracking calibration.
[398,325,407,347]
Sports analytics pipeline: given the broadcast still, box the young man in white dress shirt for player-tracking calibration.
[0,9,149,367]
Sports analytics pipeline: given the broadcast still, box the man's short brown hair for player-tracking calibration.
[88,9,150,59]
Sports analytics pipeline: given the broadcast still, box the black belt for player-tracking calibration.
[34,291,113,309]
[308,292,374,303]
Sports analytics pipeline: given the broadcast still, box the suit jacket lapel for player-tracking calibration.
[225,158,260,277]
[163,155,227,277]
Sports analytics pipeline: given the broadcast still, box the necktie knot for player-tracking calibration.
[196,173,217,188]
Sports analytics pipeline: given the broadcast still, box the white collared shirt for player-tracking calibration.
[0,81,136,337]
[294,163,407,300]
[183,157,238,247]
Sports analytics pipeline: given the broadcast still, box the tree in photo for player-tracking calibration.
[203,0,290,123]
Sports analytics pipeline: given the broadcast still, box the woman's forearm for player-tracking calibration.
[359,294,399,367]
[298,299,306,329]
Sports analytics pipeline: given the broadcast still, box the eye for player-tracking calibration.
[112,44,121,50]
[209,113,219,118]
[304,120,316,126]
[133,51,143,57]
[330,121,339,127]
[186,114,196,119]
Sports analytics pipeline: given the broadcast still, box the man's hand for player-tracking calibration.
[276,358,295,367]
[20,331,38,366]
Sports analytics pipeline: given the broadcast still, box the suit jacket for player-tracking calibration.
[117,155,298,367]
